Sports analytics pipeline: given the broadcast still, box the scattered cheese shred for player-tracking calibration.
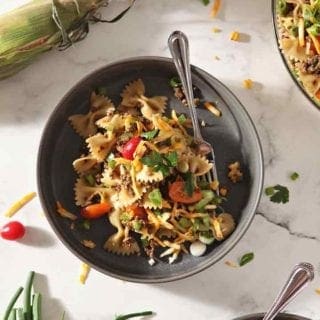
[79,263,91,284]
[210,0,221,18]
[230,31,240,41]
[4,192,37,217]
[213,55,220,60]
[204,101,222,117]
[210,180,219,191]
[81,240,96,249]
[315,288,320,295]
[212,27,221,33]
[225,260,239,268]
[56,201,78,221]
[243,79,253,89]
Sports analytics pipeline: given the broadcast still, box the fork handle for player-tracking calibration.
[168,31,203,141]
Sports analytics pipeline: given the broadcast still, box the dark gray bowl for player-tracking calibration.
[234,313,310,320]
[37,56,263,283]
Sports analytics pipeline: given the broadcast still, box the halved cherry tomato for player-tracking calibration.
[169,181,202,204]
[127,204,147,220]
[121,136,142,160]
[81,203,112,219]
[1,221,26,240]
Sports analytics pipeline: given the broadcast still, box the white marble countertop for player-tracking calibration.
[1,0,320,319]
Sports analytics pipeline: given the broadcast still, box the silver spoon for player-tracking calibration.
[168,30,219,193]
[262,262,314,320]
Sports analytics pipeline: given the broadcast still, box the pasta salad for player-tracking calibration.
[66,79,235,264]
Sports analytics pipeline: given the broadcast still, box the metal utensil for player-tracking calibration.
[262,262,314,320]
[168,30,219,192]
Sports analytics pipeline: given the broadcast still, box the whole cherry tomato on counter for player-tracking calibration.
[1,221,26,240]
[121,136,142,160]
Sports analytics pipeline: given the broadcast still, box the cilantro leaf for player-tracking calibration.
[148,189,162,206]
[184,172,195,196]
[290,172,299,181]
[141,129,159,140]
[164,151,178,167]
[239,252,254,267]
[202,0,210,5]
[265,184,289,204]
[169,76,182,88]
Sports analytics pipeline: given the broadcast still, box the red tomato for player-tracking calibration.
[1,221,26,240]
[169,181,202,204]
[127,204,147,220]
[121,136,142,160]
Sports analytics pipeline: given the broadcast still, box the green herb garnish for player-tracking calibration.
[141,129,159,140]
[140,238,149,247]
[169,76,182,88]
[141,151,177,176]
[265,184,289,204]
[148,189,162,206]
[195,190,214,211]
[239,252,254,267]
[308,23,320,36]
[115,311,154,320]
[178,217,192,229]
[278,0,289,16]
[290,172,299,181]
[202,0,210,5]
[82,219,91,230]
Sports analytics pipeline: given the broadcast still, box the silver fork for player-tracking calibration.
[168,30,219,194]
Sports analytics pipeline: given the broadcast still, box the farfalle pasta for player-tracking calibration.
[65,79,236,264]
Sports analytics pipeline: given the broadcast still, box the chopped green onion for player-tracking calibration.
[193,218,211,232]
[169,76,182,88]
[140,238,149,247]
[141,129,159,140]
[308,23,320,36]
[82,219,91,230]
[195,190,214,211]
[178,114,187,124]
[183,172,195,196]
[199,231,215,245]
[148,189,162,206]
[115,311,154,320]
[84,174,95,187]
[239,252,254,267]
[265,186,275,196]
[132,220,142,231]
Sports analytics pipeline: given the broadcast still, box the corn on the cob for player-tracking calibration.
[0,0,134,80]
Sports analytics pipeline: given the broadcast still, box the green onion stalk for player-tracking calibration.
[0,0,135,80]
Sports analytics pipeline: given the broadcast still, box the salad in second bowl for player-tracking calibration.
[60,78,237,265]
[276,0,320,105]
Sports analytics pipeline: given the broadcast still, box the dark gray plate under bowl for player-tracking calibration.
[233,313,310,320]
[37,56,264,283]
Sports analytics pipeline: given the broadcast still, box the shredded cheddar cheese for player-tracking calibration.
[230,31,240,41]
[225,260,239,268]
[315,288,320,295]
[243,79,253,89]
[212,27,221,33]
[210,0,221,18]
[79,263,91,284]
[56,201,77,221]
[4,192,37,217]
[204,101,222,117]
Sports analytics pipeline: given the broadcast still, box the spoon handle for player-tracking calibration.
[168,30,203,141]
[262,262,314,320]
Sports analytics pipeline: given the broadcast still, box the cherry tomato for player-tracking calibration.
[121,136,142,160]
[81,202,112,219]
[169,181,202,204]
[127,204,147,220]
[1,221,26,240]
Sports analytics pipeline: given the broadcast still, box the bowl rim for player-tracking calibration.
[37,56,264,283]
[233,312,311,320]
[271,0,320,110]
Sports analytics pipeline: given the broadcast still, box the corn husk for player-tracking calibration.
[0,0,134,79]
